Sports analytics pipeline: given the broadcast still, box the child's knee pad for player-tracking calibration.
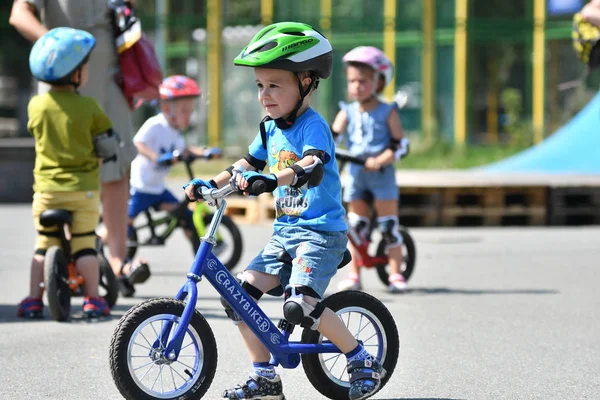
[283,286,325,330]
[220,273,264,325]
[377,215,403,249]
[347,212,370,241]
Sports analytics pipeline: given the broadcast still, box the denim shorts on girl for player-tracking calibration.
[343,163,399,203]
[246,226,348,298]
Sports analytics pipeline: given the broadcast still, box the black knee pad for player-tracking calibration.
[283,286,325,330]
[220,275,264,323]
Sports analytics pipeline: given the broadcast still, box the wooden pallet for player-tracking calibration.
[443,186,546,208]
[547,187,600,225]
[224,195,261,224]
[441,206,547,227]
[399,207,440,227]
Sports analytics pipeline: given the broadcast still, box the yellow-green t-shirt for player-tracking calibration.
[28,91,113,192]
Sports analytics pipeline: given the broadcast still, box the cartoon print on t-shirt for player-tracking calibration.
[270,148,307,218]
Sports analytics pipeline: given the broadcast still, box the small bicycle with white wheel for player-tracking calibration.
[109,180,400,399]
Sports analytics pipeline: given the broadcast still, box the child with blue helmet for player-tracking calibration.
[332,46,410,294]
[18,27,113,319]
[184,22,385,400]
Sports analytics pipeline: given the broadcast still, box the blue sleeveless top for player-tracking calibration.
[340,101,396,157]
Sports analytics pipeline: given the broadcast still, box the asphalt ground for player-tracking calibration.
[1,203,599,400]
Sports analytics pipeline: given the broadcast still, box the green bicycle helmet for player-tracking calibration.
[234,21,333,78]
[234,22,333,128]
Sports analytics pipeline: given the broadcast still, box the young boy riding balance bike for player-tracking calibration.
[185,22,386,400]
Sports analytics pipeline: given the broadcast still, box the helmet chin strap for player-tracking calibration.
[272,73,316,130]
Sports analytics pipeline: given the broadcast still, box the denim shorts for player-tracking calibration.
[246,226,348,298]
[343,164,399,203]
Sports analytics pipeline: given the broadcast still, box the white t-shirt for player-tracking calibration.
[130,113,186,194]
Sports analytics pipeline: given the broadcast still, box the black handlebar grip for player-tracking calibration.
[193,184,205,200]
[250,180,267,195]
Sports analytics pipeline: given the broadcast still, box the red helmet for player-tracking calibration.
[159,75,201,100]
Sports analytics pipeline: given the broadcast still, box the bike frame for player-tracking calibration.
[346,221,387,269]
[156,186,343,369]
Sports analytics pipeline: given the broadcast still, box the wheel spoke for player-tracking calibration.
[171,365,189,382]
[362,332,378,344]
[150,366,161,390]
[169,364,178,390]
[322,354,340,363]
[132,342,152,351]
[175,359,196,371]
[136,361,155,384]
[139,331,154,349]
[327,352,343,372]
[160,364,165,393]
[150,321,162,350]
[181,340,194,351]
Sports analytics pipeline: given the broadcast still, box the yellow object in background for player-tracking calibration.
[572,13,600,65]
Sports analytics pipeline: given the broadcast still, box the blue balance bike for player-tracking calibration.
[109,180,400,399]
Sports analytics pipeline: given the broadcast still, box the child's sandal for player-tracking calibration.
[347,358,386,400]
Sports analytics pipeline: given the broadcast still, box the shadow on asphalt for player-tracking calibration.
[403,287,558,296]
[0,304,118,324]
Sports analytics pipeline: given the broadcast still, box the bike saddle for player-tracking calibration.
[40,209,72,227]
[276,248,352,270]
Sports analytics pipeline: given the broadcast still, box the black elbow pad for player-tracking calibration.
[243,153,267,171]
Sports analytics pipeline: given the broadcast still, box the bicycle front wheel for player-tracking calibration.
[301,290,399,399]
[109,298,218,400]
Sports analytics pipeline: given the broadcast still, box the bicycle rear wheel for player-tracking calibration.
[44,246,71,322]
[301,290,399,399]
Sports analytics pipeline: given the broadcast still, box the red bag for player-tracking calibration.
[110,3,163,109]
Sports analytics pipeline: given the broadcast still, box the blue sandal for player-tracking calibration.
[347,358,386,400]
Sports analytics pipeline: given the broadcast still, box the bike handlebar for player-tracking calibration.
[195,182,237,202]
[335,148,367,166]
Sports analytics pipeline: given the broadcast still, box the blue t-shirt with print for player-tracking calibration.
[248,107,347,232]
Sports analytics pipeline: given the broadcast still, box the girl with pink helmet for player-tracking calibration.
[332,46,410,293]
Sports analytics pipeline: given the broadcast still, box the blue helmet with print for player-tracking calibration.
[29,27,95,84]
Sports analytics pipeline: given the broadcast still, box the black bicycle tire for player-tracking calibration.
[126,228,138,260]
[301,290,399,399]
[109,298,218,400]
[98,251,119,308]
[44,246,71,322]
[375,227,417,285]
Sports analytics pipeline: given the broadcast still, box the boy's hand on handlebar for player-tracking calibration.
[183,178,215,202]
[364,157,382,171]
[156,151,179,166]
[237,171,278,196]
[203,147,222,160]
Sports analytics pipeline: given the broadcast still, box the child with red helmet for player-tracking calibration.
[332,46,410,294]
[123,75,220,296]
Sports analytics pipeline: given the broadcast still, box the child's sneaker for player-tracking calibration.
[83,296,110,318]
[337,273,362,291]
[347,358,386,400]
[387,273,407,293]
[222,373,285,399]
[17,297,44,319]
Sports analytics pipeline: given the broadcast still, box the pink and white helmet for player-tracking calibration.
[342,46,394,88]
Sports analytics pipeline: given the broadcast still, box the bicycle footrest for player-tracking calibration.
[278,319,295,334]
